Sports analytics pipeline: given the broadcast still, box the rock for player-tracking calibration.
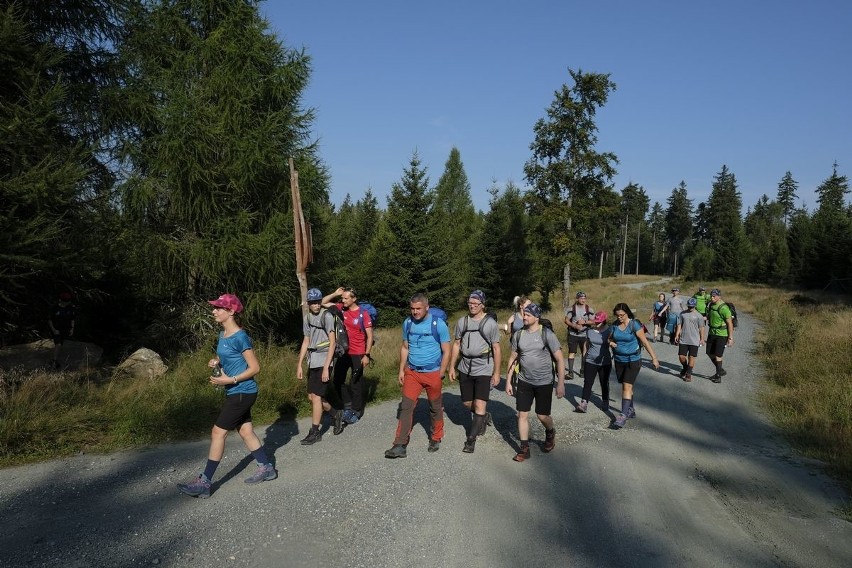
[0,339,102,371]
[114,348,168,380]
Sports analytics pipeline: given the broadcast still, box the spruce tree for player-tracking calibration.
[811,163,851,288]
[743,195,790,283]
[664,182,693,276]
[705,165,748,279]
[776,171,799,228]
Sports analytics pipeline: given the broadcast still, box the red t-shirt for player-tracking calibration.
[336,303,373,355]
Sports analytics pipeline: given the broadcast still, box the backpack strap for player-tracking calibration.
[459,315,494,361]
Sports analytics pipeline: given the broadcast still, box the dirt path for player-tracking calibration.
[1,310,850,567]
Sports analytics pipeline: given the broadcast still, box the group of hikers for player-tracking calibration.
[178,283,736,498]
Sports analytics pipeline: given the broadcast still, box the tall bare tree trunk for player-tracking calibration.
[290,158,312,315]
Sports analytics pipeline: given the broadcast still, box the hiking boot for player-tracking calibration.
[613,414,628,429]
[684,373,693,382]
[244,463,277,484]
[463,439,476,454]
[711,374,722,384]
[384,444,407,459]
[332,409,344,435]
[343,409,360,425]
[576,400,588,413]
[178,474,211,498]
[428,440,441,453]
[679,369,687,378]
[300,428,322,445]
[513,445,530,462]
[543,429,556,453]
[719,368,727,377]
[626,406,636,419]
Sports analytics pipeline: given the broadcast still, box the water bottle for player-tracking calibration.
[211,362,222,390]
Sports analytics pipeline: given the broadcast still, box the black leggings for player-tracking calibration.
[582,362,611,402]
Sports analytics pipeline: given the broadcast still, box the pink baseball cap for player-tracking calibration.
[208,293,243,313]
[593,310,608,324]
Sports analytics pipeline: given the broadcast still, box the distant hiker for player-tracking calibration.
[692,285,712,319]
[48,291,75,370]
[449,290,502,453]
[665,287,686,344]
[577,311,612,414]
[504,295,530,335]
[706,289,735,383]
[296,288,342,445]
[675,297,706,382]
[608,303,659,430]
[322,286,373,427]
[385,293,451,459]
[564,291,594,377]
[178,294,276,498]
[649,292,667,343]
[505,303,565,462]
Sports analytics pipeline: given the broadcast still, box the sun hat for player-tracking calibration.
[208,293,244,313]
[687,298,698,308]
[306,288,323,302]
[593,310,607,324]
[523,303,542,318]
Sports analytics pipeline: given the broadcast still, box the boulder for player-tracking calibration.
[114,348,168,380]
[0,339,102,372]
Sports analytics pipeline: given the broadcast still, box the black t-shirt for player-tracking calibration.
[51,303,75,334]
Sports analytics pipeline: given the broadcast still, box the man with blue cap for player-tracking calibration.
[675,297,706,381]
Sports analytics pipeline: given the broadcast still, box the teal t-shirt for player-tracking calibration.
[403,314,450,371]
[217,329,258,395]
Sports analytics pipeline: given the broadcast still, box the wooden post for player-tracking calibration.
[562,264,571,311]
[290,158,312,315]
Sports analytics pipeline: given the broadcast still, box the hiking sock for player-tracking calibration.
[567,358,575,375]
[251,447,270,466]
[471,413,486,439]
[203,459,220,481]
[621,398,632,416]
[681,361,689,373]
[715,360,723,375]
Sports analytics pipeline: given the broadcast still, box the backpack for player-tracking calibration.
[727,303,738,328]
[568,304,593,335]
[514,321,558,388]
[309,307,348,359]
[403,307,449,345]
[459,312,498,362]
[357,301,379,329]
[709,302,737,331]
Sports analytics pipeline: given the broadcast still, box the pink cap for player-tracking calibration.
[208,293,243,313]
[593,310,608,324]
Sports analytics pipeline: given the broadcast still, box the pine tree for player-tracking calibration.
[743,195,790,283]
[776,171,799,227]
[705,165,748,279]
[811,163,851,288]
[664,182,693,276]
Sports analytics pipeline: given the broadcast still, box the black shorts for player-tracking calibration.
[678,344,699,357]
[567,335,587,355]
[706,335,727,358]
[307,366,332,397]
[515,380,553,415]
[614,360,641,385]
[215,392,257,430]
[52,332,70,346]
[459,372,491,403]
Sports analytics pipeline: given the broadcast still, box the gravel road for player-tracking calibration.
[1,309,851,567]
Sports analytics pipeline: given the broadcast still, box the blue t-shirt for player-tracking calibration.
[402,314,450,371]
[217,329,258,395]
[611,319,643,363]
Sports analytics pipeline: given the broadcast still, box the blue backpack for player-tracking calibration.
[403,306,448,344]
[357,302,379,330]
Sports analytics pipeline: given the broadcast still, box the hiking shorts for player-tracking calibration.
[614,360,641,385]
[52,331,70,345]
[307,366,331,397]
[706,335,727,358]
[567,335,588,355]
[515,380,553,415]
[459,372,492,402]
[678,344,699,358]
[215,392,257,430]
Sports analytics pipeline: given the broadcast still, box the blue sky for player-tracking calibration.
[262,1,851,213]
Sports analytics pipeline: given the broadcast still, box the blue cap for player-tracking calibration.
[687,298,697,307]
[306,288,323,302]
[523,303,542,318]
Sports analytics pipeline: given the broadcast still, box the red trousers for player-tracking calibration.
[393,368,444,445]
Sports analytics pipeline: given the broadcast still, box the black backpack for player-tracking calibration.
[459,312,498,362]
[308,306,348,359]
[709,302,737,331]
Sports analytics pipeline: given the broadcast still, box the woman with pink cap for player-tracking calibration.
[178,293,276,498]
[576,311,612,413]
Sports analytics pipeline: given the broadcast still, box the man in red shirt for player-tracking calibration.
[322,286,373,433]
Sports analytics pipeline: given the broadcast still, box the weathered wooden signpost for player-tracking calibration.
[290,158,313,315]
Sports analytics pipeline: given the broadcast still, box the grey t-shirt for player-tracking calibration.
[454,315,501,376]
[565,302,595,337]
[511,326,562,386]
[678,309,705,346]
[667,295,686,319]
[303,309,335,368]
[585,326,612,366]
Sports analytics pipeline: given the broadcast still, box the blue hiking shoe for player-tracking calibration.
[613,414,628,429]
[343,410,360,425]
[244,463,277,484]
[178,474,211,498]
